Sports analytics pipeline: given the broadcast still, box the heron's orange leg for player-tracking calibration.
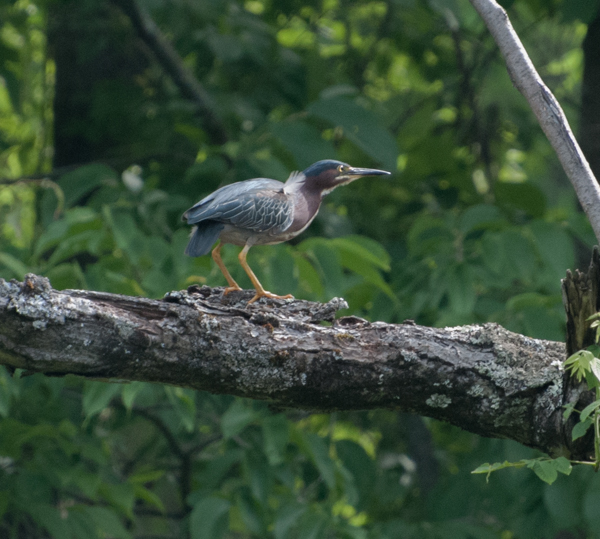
[238,243,294,304]
[211,242,242,294]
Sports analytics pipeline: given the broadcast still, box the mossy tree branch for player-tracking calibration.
[0,274,578,458]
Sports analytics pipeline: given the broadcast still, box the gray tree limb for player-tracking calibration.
[0,274,580,458]
[469,0,600,242]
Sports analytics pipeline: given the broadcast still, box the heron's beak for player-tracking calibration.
[346,167,391,178]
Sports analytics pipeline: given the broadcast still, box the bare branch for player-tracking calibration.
[469,0,600,242]
[0,274,577,457]
[110,0,228,145]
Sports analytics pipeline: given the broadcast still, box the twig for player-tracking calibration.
[469,0,600,243]
[110,0,228,145]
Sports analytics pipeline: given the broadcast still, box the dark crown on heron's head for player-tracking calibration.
[302,160,348,179]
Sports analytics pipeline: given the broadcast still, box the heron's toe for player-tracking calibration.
[223,285,243,295]
[248,291,294,304]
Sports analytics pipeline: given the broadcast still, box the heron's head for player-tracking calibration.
[300,160,391,196]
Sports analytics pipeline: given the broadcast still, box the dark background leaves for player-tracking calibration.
[0,0,598,537]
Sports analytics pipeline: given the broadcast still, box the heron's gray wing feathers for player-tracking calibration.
[183,179,293,235]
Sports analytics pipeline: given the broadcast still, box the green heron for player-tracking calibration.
[183,159,391,303]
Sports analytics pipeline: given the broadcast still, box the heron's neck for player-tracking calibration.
[284,180,324,234]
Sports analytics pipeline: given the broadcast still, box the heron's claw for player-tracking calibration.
[248,291,294,304]
[223,285,243,295]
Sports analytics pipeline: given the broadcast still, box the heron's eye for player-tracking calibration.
[337,164,348,173]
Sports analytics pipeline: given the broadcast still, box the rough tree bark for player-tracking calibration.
[0,273,581,459]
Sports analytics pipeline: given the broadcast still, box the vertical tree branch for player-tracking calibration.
[469,0,600,243]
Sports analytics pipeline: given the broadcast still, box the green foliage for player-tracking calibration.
[472,457,573,485]
[0,0,598,537]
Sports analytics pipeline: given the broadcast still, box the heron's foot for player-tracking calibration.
[248,290,294,304]
[223,284,243,295]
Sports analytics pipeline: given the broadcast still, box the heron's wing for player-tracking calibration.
[183,179,293,234]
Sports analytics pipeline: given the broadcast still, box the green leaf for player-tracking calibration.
[308,97,398,170]
[297,512,328,539]
[235,488,265,535]
[190,497,230,539]
[82,381,120,422]
[554,456,573,476]
[221,399,257,438]
[271,120,337,169]
[274,503,306,539]
[245,450,272,504]
[495,182,546,218]
[58,163,117,207]
[565,350,600,384]
[407,214,452,257]
[67,467,102,499]
[129,470,166,484]
[64,507,98,538]
[262,414,289,466]
[331,236,390,271]
[472,461,518,482]
[45,263,86,290]
[591,356,600,385]
[572,418,593,441]
[98,482,136,518]
[473,457,572,485]
[0,251,29,279]
[133,484,166,513]
[103,206,143,259]
[34,207,99,257]
[31,504,71,539]
[527,459,558,485]
[501,229,536,282]
[446,264,476,316]
[304,432,336,489]
[332,237,394,298]
[563,401,576,421]
[47,228,104,266]
[580,400,600,422]
[164,386,196,432]
[336,440,376,509]
[585,369,600,390]
[121,381,146,412]
[85,506,132,539]
[295,254,325,299]
[190,450,243,495]
[458,204,503,234]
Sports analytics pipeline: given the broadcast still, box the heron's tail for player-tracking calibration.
[184,222,224,257]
